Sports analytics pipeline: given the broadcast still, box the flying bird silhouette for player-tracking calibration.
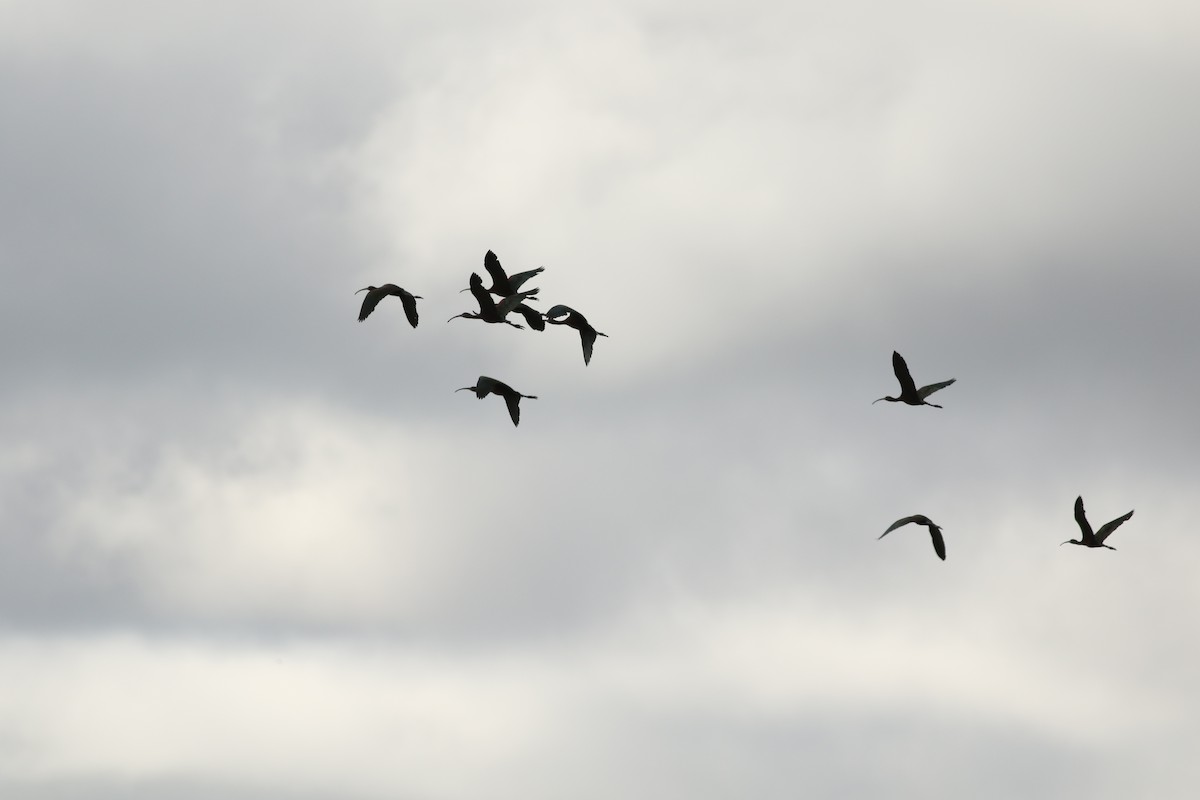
[873,351,955,408]
[545,304,608,365]
[1062,495,1133,550]
[456,376,537,427]
[448,273,537,329]
[355,284,421,327]
[482,249,544,297]
[879,514,946,560]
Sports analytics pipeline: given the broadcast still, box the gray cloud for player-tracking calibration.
[2,1,1199,797]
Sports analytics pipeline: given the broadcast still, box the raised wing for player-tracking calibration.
[892,351,918,397]
[483,250,508,289]
[879,514,944,560]
[917,378,956,399]
[467,273,497,316]
[506,266,544,292]
[1095,509,1134,544]
[544,304,578,323]
[399,290,419,328]
[879,514,928,538]
[1074,496,1095,544]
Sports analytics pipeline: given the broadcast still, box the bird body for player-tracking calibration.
[879,514,946,560]
[483,249,544,297]
[874,351,955,408]
[545,304,608,365]
[356,284,421,327]
[448,273,537,329]
[1062,496,1133,550]
[456,376,537,426]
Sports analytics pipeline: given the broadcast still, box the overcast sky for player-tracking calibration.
[2,0,1199,797]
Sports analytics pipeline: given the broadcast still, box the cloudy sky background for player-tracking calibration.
[2,0,1199,796]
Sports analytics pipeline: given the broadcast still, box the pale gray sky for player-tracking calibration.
[2,1,1200,797]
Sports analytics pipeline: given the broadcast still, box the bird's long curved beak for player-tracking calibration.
[355,287,370,294]
[871,397,886,404]
[1059,541,1071,546]
[447,314,462,322]
[454,387,474,393]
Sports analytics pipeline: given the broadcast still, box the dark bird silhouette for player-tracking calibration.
[873,351,955,408]
[482,249,544,297]
[356,284,421,327]
[448,273,537,329]
[1062,495,1133,550]
[456,376,537,427]
[545,304,607,365]
[879,515,946,560]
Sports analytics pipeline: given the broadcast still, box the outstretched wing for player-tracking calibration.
[917,378,956,399]
[399,291,419,328]
[483,250,508,289]
[357,288,382,321]
[507,266,544,292]
[580,328,597,365]
[1095,509,1134,544]
[544,304,577,323]
[892,351,918,397]
[1074,496,1094,544]
[879,515,944,560]
[928,524,946,560]
[880,515,927,538]
[503,392,522,427]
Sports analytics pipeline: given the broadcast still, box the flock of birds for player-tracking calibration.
[873,350,1134,560]
[356,249,606,427]
[357,251,1133,563]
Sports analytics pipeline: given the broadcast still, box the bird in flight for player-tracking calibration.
[456,376,537,427]
[355,284,421,327]
[873,351,955,408]
[1062,495,1133,550]
[879,514,946,560]
[545,304,608,365]
[481,249,545,298]
[448,273,537,329]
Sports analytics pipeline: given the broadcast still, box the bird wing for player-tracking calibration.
[399,291,419,328]
[483,250,509,290]
[580,328,597,365]
[357,288,382,321]
[1095,509,1134,544]
[879,515,944,560]
[544,304,577,322]
[892,351,918,397]
[494,290,538,318]
[917,378,956,399]
[1074,496,1095,544]
[468,273,498,316]
[514,304,545,331]
[879,515,927,538]
[503,392,522,426]
[928,524,946,560]
[507,266,545,292]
